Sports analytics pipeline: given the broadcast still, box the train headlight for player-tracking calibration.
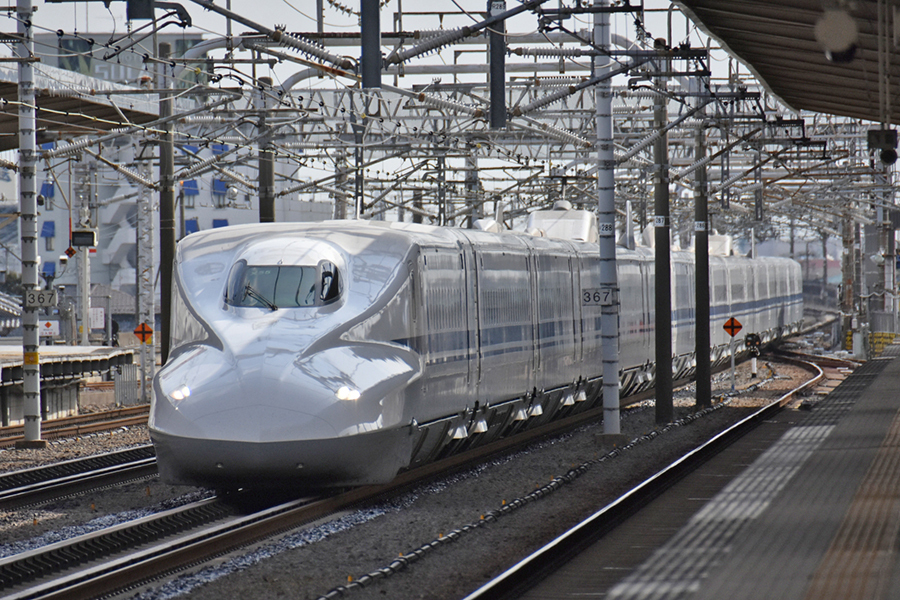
[169,384,192,402]
[335,386,361,401]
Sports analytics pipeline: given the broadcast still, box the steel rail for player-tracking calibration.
[462,356,825,600]
[0,405,150,447]
[0,340,823,599]
[0,446,157,510]
[0,497,237,599]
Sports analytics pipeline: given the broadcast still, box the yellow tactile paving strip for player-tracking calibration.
[802,406,900,600]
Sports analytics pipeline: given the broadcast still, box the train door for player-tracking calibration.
[459,239,480,392]
[569,252,583,364]
[525,245,543,385]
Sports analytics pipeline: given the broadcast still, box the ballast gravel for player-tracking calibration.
[0,360,819,600]
[144,361,814,600]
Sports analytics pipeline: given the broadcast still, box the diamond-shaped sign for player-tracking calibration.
[723,317,742,337]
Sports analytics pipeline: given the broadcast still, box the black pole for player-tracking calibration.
[159,42,176,365]
[360,0,382,89]
[258,76,275,223]
[654,51,673,424]
[488,0,506,129]
[694,123,711,409]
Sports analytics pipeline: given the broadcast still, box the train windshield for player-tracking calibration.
[225,260,340,309]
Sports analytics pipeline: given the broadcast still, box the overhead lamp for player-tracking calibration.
[814,9,858,63]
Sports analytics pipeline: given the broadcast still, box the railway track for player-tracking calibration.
[0,406,150,449]
[0,445,157,510]
[0,350,841,600]
[462,352,835,600]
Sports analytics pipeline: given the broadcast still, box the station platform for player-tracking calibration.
[0,345,135,426]
[600,343,900,600]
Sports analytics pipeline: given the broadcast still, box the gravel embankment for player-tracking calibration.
[141,361,813,600]
[0,360,817,600]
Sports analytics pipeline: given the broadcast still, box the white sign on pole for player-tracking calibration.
[90,307,105,330]
[39,320,59,338]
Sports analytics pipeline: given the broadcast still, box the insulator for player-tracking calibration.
[271,30,352,70]
[43,128,131,159]
[625,90,668,99]
[513,46,586,58]
[113,165,155,188]
[217,168,256,190]
[178,155,220,180]
[385,27,471,65]
[711,171,747,194]
[617,106,703,163]
[42,85,93,98]
[83,148,156,188]
[43,137,95,159]
[511,86,574,116]
[416,93,484,118]
[539,122,592,148]
[0,158,16,171]
[675,155,713,180]
[413,29,449,40]
[181,115,224,124]
[529,76,589,87]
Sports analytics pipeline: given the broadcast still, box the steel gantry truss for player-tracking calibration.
[5,1,897,442]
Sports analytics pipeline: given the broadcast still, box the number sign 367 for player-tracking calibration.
[582,288,616,306]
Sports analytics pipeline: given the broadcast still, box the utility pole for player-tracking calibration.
[257,76,275,222]
[488,0,507,129]
[595,0,620,435]
[159,42,176,364]
[694,106,711,410]
[136,160,155,403]
[16,0,45,448]
[360,0,381,89]
[653,41,673,424]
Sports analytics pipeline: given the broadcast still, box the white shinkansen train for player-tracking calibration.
[150,209,802,490]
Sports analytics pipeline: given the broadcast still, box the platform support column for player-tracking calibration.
[594,0,620,435]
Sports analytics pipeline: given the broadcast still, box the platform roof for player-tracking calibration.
[0,63,158,151]
[674,0,898,125]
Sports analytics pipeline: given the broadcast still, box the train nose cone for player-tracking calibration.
[150,340,422,488]
[152,344,337,443]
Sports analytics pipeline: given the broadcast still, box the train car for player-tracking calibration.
[149,210,802,491]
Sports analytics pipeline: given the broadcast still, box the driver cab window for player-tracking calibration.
[225,259,341,308]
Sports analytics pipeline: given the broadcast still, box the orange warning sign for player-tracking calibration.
[723,317,742,337]
[134,322,153,344]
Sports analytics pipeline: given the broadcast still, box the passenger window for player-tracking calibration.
[320,262,340,304]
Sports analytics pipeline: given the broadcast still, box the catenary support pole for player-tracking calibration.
[78,235,89,345]
[16,0,45,448]
[595,0,620,435]
[489,0,507,129]
[653,44,673,424]
[694,106,711,409]
[136,163,155,403]
[360,0,381,89]
[159,43,176,365]
[257,77,275,223]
